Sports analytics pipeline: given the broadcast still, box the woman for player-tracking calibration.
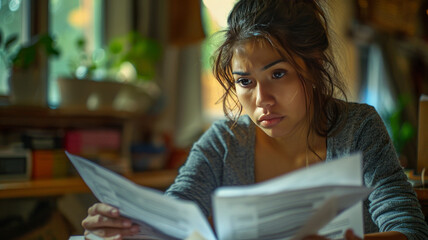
[81,0,428,239]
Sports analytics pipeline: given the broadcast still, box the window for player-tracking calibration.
[0,0,29,96]
[48,0,103,107]
[0,0,102,107]
[200,0,237,121]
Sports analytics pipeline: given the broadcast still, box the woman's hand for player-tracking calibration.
[302,229,362,240]
[82,203,140,239]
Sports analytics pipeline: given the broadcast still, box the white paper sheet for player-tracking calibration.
[213,153,371,240]
[68,151,370,240]
[66,151,216,240]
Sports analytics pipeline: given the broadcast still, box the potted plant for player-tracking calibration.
[0,29,60,106]
[58,31,162,112]
[57,36,113,110]
[106,31,162,82]
[386,95,416,168]
[105,31,162,113]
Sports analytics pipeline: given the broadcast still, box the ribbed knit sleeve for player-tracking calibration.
[328,103,428,239]
[165,117,255,217]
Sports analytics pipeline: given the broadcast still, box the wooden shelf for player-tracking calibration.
[0,106,173,199]
[0,169,177,199]
[0,106,146,129]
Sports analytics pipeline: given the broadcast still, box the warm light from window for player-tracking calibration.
[201,0,237,120]
[68,7,90,28]
[202,0,237,29]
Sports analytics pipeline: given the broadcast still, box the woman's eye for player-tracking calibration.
[236,78,252,87]
[272,70,287,79]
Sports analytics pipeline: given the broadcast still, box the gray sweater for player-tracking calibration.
[166,102,428,239]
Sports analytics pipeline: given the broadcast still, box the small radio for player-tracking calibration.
[0,150,32,181]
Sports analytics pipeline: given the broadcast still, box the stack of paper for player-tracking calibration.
[67,152,370,240]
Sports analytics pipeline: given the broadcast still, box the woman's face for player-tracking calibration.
[231,40,310,139]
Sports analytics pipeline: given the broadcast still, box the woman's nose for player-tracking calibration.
[255,83,275,108]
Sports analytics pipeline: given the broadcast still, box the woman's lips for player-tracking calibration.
[258,115,284,128]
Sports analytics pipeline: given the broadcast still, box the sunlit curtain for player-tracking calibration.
[136,0,206,148]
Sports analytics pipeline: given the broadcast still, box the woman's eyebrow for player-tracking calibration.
[261,59,285,70]
[232,59,285,76]
[232,71,250,76]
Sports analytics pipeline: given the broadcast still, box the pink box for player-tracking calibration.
[65,129,121,155]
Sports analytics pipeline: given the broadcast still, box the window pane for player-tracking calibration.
[0,0,26,96]
[200,0,237,120]
[48,0,103,107]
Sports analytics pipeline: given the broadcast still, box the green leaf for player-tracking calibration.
[5,34,18,51]
[389,112,400,134]
[13,43,39,69]
[0,29,3,46]
[400,122,415,141]
[108,39,123,55]
[76,37,85,49]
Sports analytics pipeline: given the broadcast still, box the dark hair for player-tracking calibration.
[212,0,348,138]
